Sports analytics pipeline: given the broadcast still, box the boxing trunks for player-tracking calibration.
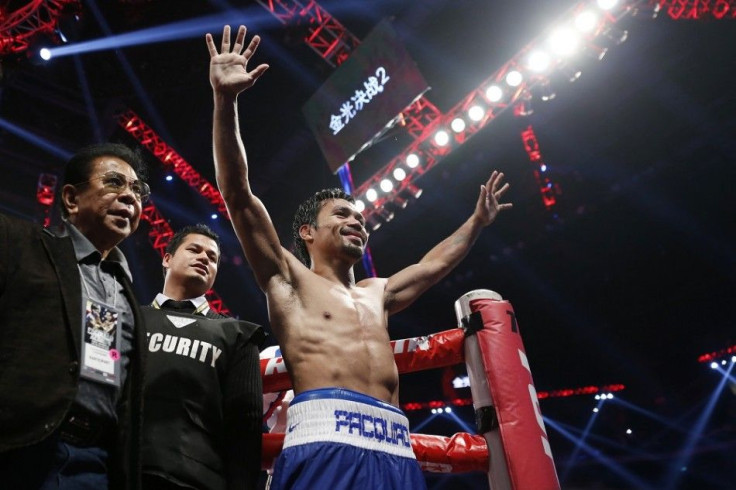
[270,388,427,490]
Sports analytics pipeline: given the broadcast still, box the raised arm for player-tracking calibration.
[207,25,288,290]
[383,170,512,315]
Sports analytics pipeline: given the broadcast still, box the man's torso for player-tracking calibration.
[266,262,400,405]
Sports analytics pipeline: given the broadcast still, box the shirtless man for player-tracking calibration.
[206,25,512,489]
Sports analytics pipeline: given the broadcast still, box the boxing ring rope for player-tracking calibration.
[260,290,560,489]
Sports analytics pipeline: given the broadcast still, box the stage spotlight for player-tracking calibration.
[377,207,395,222]
[57,11,82,44]
[594,394,601,400]
[527,50,551,72]
[445,407,452,413]
[548,28,579,56]
[450,117,466,133]
[210,214,218,220]
[431,409,437,414]
[468,105,485,122]
[485,84,503,102]
[505,70,523,87]
[560,64,583,83]
[607,393,614,399]
[405,183,423,200]
[392,167,406,181]
[722,360,727,366]
[393,196,409,209]
[541,164,548,172]
[366,188,378,202]
[434,130,450,147]
[368,216,382,231]
[27,37,56,65]
[593,407,599,413]
[597,0,619,10]
[599,26,629,46]
[732,356,736,363]
[380,178,393,193]
[355,200,365,212]
[574,11,598,33]
[406,153,420,168]
[626,428,632,435]
[536,80,556,101]
[165,175,173,182]
[710,361,719,369]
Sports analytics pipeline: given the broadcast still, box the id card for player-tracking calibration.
[80,299,122,387]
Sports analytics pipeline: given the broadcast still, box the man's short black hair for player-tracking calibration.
[60,142,148,217]
[166,224,221,257]
[291,188,354,268]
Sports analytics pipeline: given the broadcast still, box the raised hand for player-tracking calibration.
[474,170,512,226]
[206,25,269,98]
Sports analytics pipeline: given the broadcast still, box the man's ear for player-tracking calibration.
[162,253,172,270]
[61,184,79,218]
[298,223,314,243]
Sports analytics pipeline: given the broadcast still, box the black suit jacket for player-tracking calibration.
[0,213,146,490]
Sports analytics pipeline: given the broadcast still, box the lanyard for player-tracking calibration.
[77,264,118,307]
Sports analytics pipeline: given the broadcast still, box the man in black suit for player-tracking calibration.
[0,142,149,489]
[140,224,264,490]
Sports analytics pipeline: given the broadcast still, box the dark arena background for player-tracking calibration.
[2,1,735,488]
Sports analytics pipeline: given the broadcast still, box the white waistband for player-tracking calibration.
[283,396,416,459]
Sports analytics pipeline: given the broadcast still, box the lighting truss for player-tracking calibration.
[117,110,229,219]
[521,125,560,209]
[402,383,626,412]
[648,0,736,19]
[351,0,642,224]
[36,172,58,227]
[0,0,80,56]
[697,343,736,363]
[254,0,361,67]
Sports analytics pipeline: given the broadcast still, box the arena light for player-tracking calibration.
[537,80,556,101]
[377,207,395,222]
[366,188,378,202]
[468,105,485,122]
[434,130,450,147]
[165,174,174,182]
[574,11,598,33]
[355,199,366,212]
[406,153,420,168]
[380,178,394,193]
[39,47,52,61]
[485,84,503,102]
[505,70,523,87]
[527,50,551,72]
[393,196,409,209]
[548,28,579,56]
[392,167,407,181]
[406,183,423,199]
[210,213,218,220]
[450,117,466,133]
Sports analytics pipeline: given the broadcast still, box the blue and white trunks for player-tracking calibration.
[269,388,427,490]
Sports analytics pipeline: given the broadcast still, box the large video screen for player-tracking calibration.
[302,19,429,173]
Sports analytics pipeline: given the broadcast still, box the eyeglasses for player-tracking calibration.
[75,171,151,203]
